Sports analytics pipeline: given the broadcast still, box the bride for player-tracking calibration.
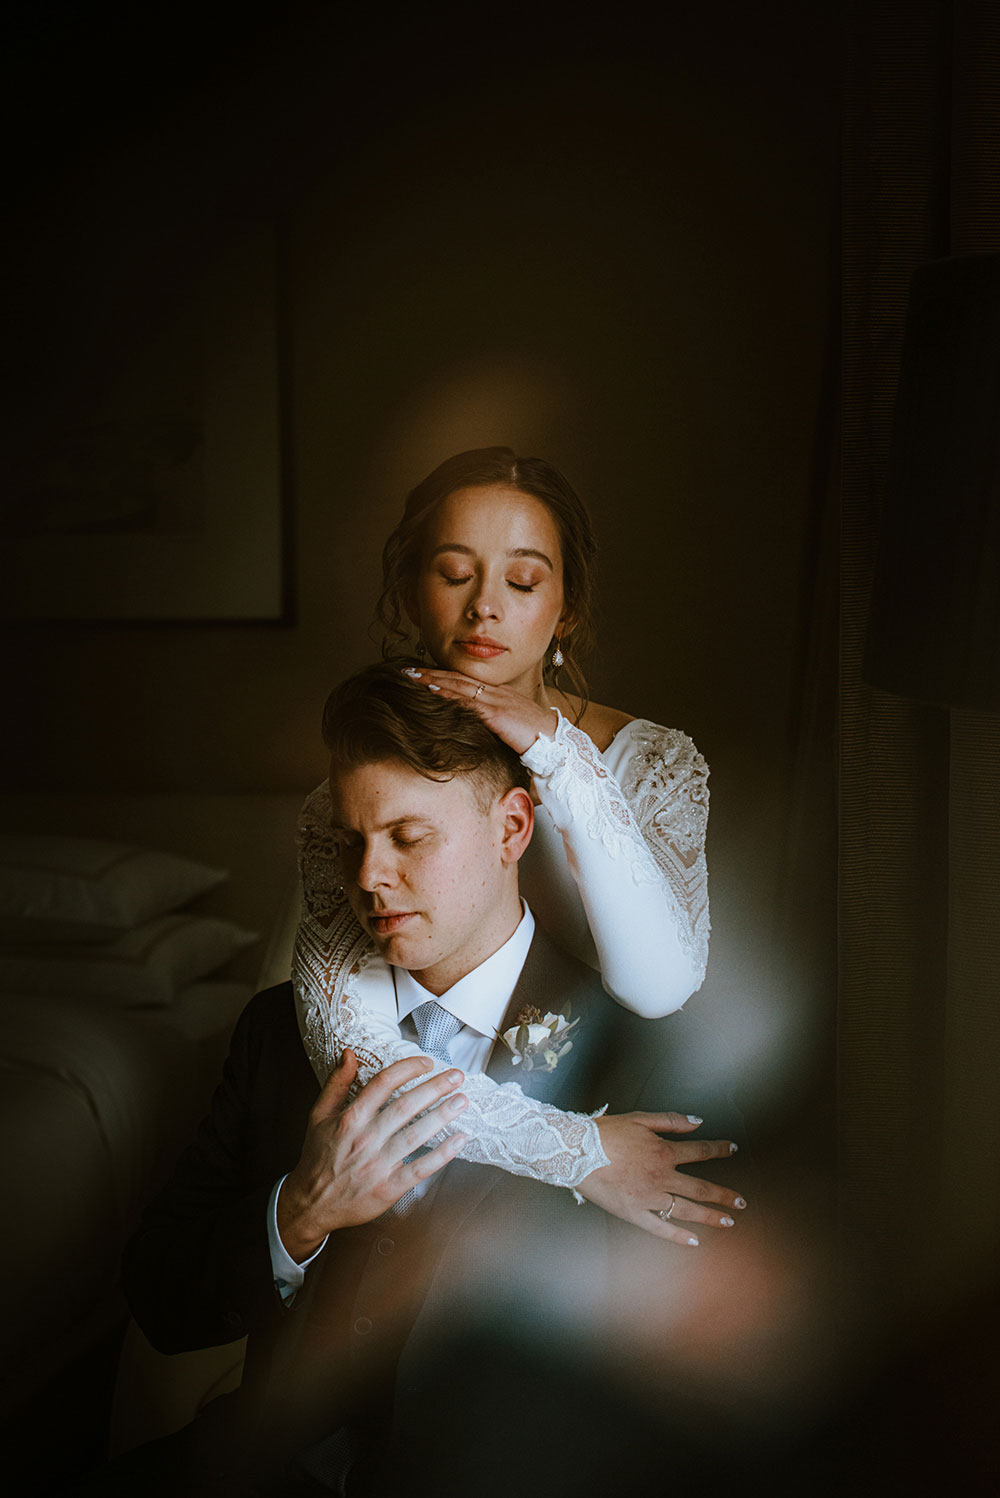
[294,447,737,1242]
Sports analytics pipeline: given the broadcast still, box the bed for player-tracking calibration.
[0,792,303,1427]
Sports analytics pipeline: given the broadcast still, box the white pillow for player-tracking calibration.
[0,913,258,1008]
[166,981,254,1043]
[0,835,228,943]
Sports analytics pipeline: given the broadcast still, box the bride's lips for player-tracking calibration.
[368,911,417,936]
[456,636,507,660]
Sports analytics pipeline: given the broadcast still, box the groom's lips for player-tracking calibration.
[368,910,416,936]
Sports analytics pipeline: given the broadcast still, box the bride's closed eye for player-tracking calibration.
[437,570,538,593]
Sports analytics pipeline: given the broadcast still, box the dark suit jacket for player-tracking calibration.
[123,927,746,1491]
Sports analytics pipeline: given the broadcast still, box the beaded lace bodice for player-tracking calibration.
[293,713,709,1191]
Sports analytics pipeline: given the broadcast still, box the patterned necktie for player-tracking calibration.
[412,999,463,1062]
[385,1000,463,1219]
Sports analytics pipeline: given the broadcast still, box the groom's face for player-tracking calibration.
[328,755,526,995]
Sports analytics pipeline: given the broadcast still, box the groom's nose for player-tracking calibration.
[356,838,398,891]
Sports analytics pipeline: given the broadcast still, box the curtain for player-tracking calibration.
[841,0,1000,1313]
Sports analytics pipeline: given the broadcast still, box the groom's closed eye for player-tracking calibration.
[332,821,437,852]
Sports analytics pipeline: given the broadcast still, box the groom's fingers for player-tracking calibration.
[386,1089,470,1163]
[341,1054,437,1128]
[395,1130,468,1192]
[358,1068,467,1156]
[309,1046,360,1121]
[309,1050,431,1130]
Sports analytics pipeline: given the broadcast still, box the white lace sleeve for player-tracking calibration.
[521,714,709,1018]
[291,784,609,1191]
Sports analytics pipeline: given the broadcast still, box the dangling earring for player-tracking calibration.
[552,641,564,669]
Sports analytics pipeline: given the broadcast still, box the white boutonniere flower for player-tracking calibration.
[500,1002,580,1073]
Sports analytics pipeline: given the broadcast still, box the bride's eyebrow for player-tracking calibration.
[429,543,473,560]
[429,542,553,570]
[508,547,553,570]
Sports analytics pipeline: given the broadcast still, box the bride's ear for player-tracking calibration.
[555,601,578,648]
[497,787,534,865]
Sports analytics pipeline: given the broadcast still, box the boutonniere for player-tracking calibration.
[500,1002,580,1073]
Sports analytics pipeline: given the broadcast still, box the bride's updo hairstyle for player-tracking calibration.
[377,446,598,705]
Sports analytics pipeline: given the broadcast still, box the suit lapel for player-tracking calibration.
[429,928,614,1229]
[486,926,614,1111]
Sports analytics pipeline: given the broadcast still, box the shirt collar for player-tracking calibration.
[393,901,535,1038]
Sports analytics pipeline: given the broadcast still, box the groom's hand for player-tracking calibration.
[583,1112,747,1246]
[277,1050,468,1261]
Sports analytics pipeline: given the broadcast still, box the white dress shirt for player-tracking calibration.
[269,903,535,1297]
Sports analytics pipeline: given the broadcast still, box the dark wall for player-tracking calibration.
[1,2,840,1126]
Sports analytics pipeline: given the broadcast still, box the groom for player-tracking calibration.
[119,664,746,1496]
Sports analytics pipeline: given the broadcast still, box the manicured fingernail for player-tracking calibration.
[686,1114,703,1125]
[446,1094,468,1113]
[448,1133,467,1151]
[402,667,422,678]
[427,683,440,692]
[721,1216,735,1227]
[687,1236,699,1247]
[734,1197,747,1209]
[729,1142,739,1154]
[446,1069,463,1084]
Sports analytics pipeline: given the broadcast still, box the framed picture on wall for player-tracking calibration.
[1,223,293,624]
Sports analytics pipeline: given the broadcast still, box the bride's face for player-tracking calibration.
[409,484,567,697]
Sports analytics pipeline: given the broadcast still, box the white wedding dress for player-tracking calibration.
[293,713,709,1191]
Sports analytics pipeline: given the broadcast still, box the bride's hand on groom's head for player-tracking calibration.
[582,1111,747,1246]
[401,667,558,755]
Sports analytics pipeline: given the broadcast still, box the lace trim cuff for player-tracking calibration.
[570,1104,610,1201]
[565,1110,610,1187]
[520,709,572,776]
[436,1071,611,1191]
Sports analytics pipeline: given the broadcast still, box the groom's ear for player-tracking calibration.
[496,786,534,865]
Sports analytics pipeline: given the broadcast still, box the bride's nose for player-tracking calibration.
[466,584,500,621]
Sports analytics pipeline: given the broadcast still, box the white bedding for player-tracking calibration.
[1,997,181,1213]
[0,792,298,1412]
[0,984,251,1407]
